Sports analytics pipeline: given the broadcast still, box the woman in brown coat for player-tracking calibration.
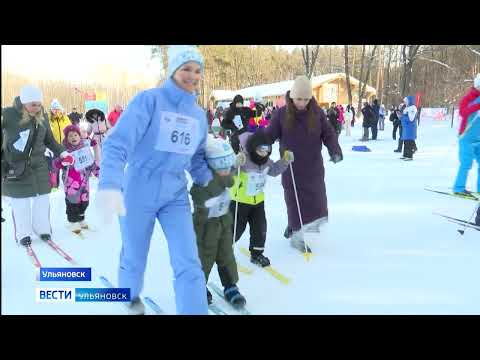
[257,76,343,252]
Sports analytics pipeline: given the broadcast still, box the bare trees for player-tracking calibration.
[301,45,320,79]
[356,45,378,113]
[344,46,353,105]
[149,45,480,108]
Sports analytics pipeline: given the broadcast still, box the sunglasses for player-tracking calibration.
[257,145,271,152]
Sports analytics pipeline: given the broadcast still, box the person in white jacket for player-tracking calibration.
[344,104,353,136]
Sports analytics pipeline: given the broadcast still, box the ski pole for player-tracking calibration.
[232,154,241,249]
[458,203,480,236]
[289,162,311,260]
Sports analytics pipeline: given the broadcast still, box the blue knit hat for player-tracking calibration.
[167,45,204,78]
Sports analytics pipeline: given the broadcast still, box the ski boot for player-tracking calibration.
[283,225,292,239]
[126,297,145,315]
[224,285,246,310]
[40,234,51,242]
[18,236,32,247]
[454,190,478,200]
[68,222,82,234]
[250,252,271,267]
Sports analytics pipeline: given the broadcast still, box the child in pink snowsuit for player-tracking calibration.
[54,124,99,234]
[337,104,345,128]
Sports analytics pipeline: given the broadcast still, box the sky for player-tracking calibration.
[2,45,303,85]
[1,45,160,85]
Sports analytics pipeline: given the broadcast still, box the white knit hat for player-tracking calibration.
[19,85,43,104]
[50,98,63,111]
[474,74,480,90]
[290,75,313,99]
[206,135,235,171]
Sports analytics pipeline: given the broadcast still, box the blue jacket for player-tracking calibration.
[99,78,212,194]
[400,96,418,140]
[459,96,480,146]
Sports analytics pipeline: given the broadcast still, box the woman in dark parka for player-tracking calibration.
[255,76,343,251]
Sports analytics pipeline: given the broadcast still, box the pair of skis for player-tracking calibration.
[236,247,292,285]
[434,213,480,231]
[424,188,479,201]
[99,276,166,315]
[99,276,248,315]
[26,237,77,268]
[425,187,479,232]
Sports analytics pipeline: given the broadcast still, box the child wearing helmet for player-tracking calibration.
[190,135,247,309]
[230,125,294,267]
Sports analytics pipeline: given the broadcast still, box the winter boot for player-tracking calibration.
[283,225,292,239]
[454,190,477,200]
[18,236,32,247]
[207,288,213,305]
[126,297,145,315]
[394,149,401,153]
[224,285,246,309]
[40,234,51,242]
[69,222,82,234]
[290,232,312,253]
[250,252,271,267]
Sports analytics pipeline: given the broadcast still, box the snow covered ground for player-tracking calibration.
[2,117,479,315]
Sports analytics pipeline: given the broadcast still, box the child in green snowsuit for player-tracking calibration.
[190,135,247,309]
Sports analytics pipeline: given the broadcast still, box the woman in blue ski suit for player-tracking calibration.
[97,46,213,315]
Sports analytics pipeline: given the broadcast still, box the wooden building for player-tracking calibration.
[210,73,377,109]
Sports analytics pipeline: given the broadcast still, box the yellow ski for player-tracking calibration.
[237,264,254,275]
[239,247,291,285]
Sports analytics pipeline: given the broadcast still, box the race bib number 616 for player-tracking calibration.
[155,111,199,155]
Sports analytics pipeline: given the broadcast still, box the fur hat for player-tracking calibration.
[20,85,42,104]
[290,75,313,99]
[167,45,204,78]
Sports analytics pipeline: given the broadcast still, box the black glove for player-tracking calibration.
[331,154,343,163]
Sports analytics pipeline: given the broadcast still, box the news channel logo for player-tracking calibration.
[35,267,130,303]
[35,287,131,303]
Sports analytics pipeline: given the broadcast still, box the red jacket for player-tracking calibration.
[107,110,122,127]
[459,87,480,135]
